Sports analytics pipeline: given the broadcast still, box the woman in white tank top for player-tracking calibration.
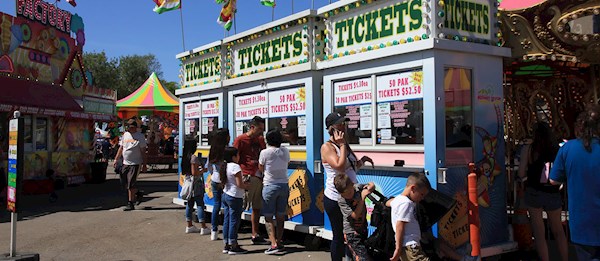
[320,112,373,261]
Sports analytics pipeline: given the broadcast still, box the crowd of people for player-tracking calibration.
[143,105,600,260]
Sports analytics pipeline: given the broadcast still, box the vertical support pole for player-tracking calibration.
[468,163,481,257]
[10,213,17,257]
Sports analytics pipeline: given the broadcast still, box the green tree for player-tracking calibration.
[83,52,165,100]
[162,81,179,95]
[117,54,163,100]
[82,51,119,91]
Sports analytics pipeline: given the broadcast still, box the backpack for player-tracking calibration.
[365,190,395,259]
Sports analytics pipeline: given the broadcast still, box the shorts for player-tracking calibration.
[345,233,371,261]
[401,243,430,261]
[524,187,562,211]
[243,175,263,210]
[120,164,140,190]
[262,183,289,217]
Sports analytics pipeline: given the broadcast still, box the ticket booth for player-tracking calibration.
[175,41,226,207]
[223,10,324,227]
[316,0,515,256]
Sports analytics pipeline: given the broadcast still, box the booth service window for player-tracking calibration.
[333,70,424,146]
[444,68,472,148]
[184,99,220,146]
[234,86,307,146]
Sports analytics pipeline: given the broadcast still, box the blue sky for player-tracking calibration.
[0,0,336,85]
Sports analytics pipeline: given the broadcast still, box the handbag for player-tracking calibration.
[179,175,193,200]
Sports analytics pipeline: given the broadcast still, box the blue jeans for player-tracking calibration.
[262,183,289,217]
[211,181,223,232]
[185,196,206,223]
[222,193,243,245]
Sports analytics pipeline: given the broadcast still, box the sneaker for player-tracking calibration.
[264,245,279,255]
[211,231,219,241]
[200,227,210,235]
[251,236,269,245]
[228,245,248,255]
[123,202,135,211]
[277,244,286,253]
[185,226,201,233]
[222,244,230,254]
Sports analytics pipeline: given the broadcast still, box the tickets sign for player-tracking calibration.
[7,118,23,213]
[235,92,268,121]
[184,102,201,119]
[333,78,373,106]
[201,99,220,118]
[287,169,312,217]
[376,70,424,102]
[268,87,306,118]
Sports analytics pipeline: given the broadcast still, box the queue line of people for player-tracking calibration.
[177,105,600,260]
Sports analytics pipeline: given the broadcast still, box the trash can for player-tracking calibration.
[89,162,108,184]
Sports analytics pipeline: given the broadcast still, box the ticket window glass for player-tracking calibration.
[333,78,374,145]
[184,101,201,146]
[444,68,472,148]
[200,99,220,146]
[375,71,425,145]
[375,100,424,145]
[23,115,33,151]
[35,117,48,151]
[267,87,307,146]
[234,92,268,138]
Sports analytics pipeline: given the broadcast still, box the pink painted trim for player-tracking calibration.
[353,151,424,167]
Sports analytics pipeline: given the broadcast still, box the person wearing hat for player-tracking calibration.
[320,112,374,261]
[114,119,147,211]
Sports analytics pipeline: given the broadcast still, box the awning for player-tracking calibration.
[0,76,84,112]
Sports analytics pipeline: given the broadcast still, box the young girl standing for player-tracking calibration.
[183,137,209,234]
[207,128,230,240]
[220,147,250,255]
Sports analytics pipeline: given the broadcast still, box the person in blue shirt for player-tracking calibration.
[550,104,600,261]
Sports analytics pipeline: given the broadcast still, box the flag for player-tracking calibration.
[217,0,236,31]
[66,0,76,7]
[260,0,275,7]
[153,0,181,14]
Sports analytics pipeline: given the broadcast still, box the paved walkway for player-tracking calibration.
[0,169,329,260]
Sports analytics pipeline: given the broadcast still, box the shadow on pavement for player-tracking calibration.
[0,173,179,223]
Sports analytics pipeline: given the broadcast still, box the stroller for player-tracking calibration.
[365,189,457,260]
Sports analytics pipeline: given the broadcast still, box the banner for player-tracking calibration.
[376,70,424,102]
[7,118,22,212]
[287,169,311,217]
[439,192,470,247]
[268,87,306,118]
[333,78,372,106]
[184,102,201,119]
[235,92,268,121]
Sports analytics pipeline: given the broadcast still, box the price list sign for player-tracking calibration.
[7,118,23,212]
[376,70,424,102]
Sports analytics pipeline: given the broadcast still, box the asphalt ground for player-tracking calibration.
[0,167,330,261]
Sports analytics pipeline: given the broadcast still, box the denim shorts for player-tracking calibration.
[525,187,562,211]
[262,183,289,217]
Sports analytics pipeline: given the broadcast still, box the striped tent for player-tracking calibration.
[116,72,179,119]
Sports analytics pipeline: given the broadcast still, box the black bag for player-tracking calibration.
[365,190,396,260]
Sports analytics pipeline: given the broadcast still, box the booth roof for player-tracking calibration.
[116,72,179,114]
[0,76,83,112]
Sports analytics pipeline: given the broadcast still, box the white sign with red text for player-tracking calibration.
[376,71,424,102]
[201,100,219,118]
[334,78,372,106]
[268,87,306,118]
[235,92,268,121]
[184,102,201,119]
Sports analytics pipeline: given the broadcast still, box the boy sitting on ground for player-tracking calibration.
[387,172,431,261]
[334,173,375,261]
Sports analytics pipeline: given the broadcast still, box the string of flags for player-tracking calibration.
[216,0,237,31]
[260,0,276,7]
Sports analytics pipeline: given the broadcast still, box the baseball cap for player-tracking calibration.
[325,112,349,129]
